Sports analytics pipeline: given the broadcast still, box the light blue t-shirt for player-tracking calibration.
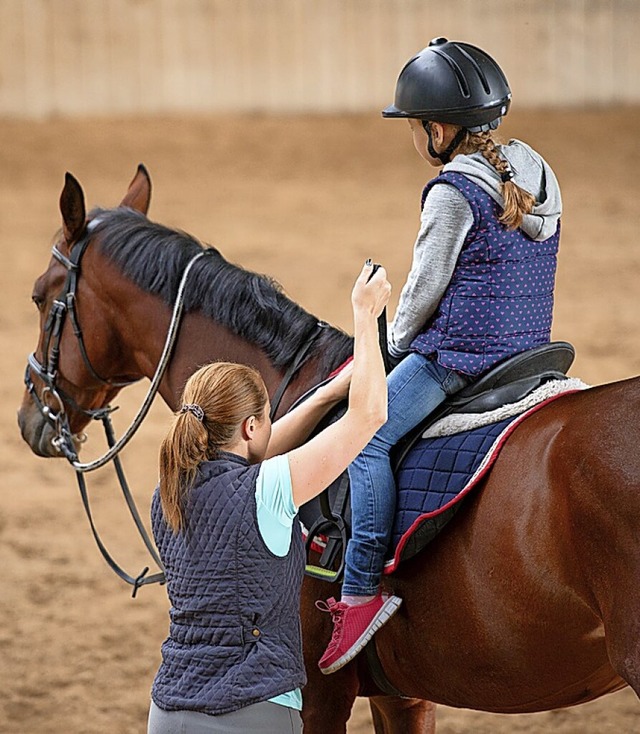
[255,453,302,712]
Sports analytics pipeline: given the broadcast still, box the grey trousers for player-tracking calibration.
[148,700,303,734]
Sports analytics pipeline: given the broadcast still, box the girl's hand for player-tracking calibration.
[352,261,392,319]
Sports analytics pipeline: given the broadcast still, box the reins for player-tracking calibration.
[26,242,215,595]
[71,248,215,595]
[69,248,211,472]
[269,321,329,421]
[26,233,327,595]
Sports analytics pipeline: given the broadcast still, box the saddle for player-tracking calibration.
[299,341,575,582]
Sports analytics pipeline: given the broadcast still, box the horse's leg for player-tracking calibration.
[301,576,360,733]
[369,696,436,734]
[604,604,640,698]
[302,663,360,733]
[580,513,640,698]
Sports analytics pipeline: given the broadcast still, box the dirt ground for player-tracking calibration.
[2,107,640,733]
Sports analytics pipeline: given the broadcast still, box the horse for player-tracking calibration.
[18,166,640,733]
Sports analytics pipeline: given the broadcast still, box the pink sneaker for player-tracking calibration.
[316,594,402,674]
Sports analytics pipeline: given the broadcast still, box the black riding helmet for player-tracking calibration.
[382,37,511,133]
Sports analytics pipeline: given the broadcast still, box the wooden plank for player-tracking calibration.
[21,0,52,117]
[1,0,639,118]
[0,1,28,116]
[613,0,640,104]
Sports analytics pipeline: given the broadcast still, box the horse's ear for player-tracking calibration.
[120,163,152,214]
[60,172,86,245]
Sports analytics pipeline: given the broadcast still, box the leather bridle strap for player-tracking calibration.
[52,239,134,388]
[25,242,213,594]
[76,465,165,596]
[74,414,165,597]
[68,248,213,471]
[269,322,328,421]
[65,248,214,594]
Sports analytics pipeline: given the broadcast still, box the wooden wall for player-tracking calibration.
[1,0,639,118]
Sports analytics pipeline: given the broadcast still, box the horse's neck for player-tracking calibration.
[155,308,348,414]
[100,259,351,413]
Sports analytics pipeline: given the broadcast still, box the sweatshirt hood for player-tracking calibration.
[443,139,562,241]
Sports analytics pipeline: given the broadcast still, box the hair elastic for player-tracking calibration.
[500,168,514,183]
[180,403,205,422]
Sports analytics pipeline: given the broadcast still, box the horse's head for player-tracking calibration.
[18,165,153,458]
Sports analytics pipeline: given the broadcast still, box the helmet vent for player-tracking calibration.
[431,48,470,98]
[458,46,491,94]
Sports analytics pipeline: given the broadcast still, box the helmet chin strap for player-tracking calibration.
[423,122,467,165]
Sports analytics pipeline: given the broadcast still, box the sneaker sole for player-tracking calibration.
[319,595,403,675]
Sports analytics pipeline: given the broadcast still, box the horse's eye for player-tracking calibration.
[32,294,45,311]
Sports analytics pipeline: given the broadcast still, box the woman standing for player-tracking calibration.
[147,262,394,733]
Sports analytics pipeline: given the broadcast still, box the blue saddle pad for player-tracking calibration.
[384,415,516,573]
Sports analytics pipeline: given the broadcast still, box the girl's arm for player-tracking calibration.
[389,184,472,356]
[264,362,353,459]
[287,263,391,508]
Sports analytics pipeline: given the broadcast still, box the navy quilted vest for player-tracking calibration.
[150,451,306,715]
[411,171,559,376]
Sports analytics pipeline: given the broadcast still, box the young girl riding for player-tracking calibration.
[318,37,562,674]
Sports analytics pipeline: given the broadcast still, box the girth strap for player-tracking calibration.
[364,640,407,698]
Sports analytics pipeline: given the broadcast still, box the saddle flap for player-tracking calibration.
[451,373,552,414]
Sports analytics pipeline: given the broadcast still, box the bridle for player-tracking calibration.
[24,226,324,596]
[25,233,137,457]
[24,228,215,595]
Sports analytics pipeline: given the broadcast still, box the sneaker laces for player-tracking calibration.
[315,597,347,652]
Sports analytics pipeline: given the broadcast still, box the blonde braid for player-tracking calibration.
[457,130,536,230]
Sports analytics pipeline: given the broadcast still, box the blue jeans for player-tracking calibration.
[342,352,470,597]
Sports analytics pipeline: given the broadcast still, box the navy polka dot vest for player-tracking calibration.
[150,452,306,715]
[411,171,560,377]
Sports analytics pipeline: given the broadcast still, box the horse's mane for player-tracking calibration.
[89,207,352,371]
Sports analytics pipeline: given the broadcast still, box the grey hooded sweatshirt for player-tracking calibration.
[388,139,562,358]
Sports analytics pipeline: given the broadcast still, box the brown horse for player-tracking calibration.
[18,167,640,733]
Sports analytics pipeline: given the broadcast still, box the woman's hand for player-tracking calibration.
[351,261,392,319]
[319,360,353,403]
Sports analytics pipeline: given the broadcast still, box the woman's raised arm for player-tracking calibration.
[287,262,390,507]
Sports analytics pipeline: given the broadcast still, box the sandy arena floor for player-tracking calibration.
[2,108,640,732]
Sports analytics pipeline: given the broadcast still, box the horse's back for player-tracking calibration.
[378,381,640,711]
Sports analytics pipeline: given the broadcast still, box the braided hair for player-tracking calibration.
[455,130,536,230]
